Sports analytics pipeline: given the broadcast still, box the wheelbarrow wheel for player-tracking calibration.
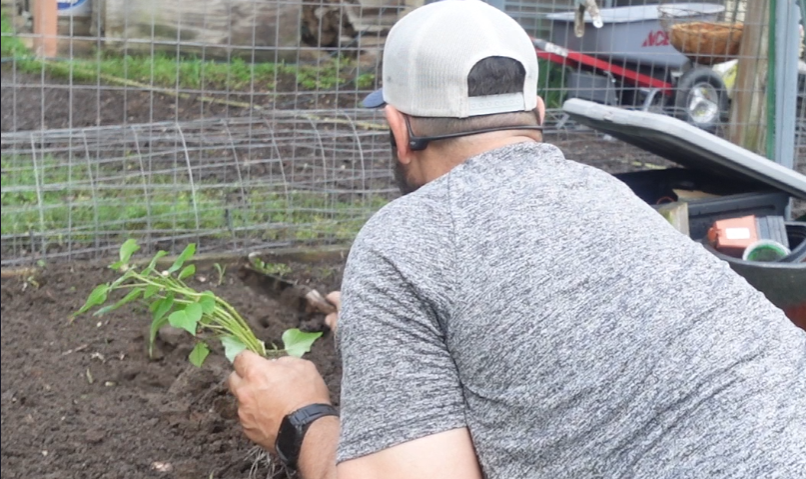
[674,66,729,133]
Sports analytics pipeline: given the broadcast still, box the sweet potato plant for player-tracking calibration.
[74,239,321,367]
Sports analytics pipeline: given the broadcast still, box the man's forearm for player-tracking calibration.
[298,415,340,479]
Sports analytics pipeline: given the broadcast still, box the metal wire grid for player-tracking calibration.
[1,0,398,130]
[1,0,804,265]
[1,110,394,266]
[2,1,795,137]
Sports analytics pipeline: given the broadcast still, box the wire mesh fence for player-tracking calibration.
[1,0,804,266]
[1,111,396,265]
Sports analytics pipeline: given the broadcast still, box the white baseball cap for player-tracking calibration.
[362,0,539,118]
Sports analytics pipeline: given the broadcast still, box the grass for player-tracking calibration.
[1,155,389,247]
[2,11,563,105]
[1,11,375,93]
[2,10,386,249]
[1,11,27,59]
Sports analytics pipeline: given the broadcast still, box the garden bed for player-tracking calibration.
[1,253,345,479]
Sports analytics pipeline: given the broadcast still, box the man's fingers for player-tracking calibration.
[232,350,264,378]
[325,312,338,331]
[325,291,341,332]
[228,371,244,395]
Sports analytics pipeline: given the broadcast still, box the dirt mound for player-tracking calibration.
[1,259,343,479]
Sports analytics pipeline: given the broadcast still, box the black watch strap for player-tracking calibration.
[275,403,339,470]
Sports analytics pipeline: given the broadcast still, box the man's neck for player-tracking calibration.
[421,132,540,183]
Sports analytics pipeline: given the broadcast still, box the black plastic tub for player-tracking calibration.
[701,223,806,330]
[563,99,806,331]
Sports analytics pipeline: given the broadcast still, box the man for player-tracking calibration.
[228,1,806,478]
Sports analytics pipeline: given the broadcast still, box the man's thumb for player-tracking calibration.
[325,291,341,309]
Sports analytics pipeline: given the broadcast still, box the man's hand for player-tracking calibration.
[324,291,341,332]
[228,351,331,453]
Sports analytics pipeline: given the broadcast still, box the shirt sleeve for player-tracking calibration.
[334,203,466,464]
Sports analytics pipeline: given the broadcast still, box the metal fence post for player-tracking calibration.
[774,0,800,170]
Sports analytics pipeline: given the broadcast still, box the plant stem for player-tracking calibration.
[109,262,266,357]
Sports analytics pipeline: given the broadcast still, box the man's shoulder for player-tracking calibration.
[355,187,453,250]
[344,190,456,308]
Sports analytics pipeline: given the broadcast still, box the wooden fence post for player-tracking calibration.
[727,0,770,156]
[32,0,58,58]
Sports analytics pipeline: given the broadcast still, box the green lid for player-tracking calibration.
[742,240,791,262]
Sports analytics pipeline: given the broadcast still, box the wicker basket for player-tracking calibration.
[668,21,743,66]
[658,5,743,66]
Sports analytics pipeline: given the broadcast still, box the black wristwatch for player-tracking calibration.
[275,403,339,470]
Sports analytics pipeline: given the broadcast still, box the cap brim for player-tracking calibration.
[362,89,386,109]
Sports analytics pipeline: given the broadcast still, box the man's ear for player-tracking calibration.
[385,105,413,164]
[535,95,546,126]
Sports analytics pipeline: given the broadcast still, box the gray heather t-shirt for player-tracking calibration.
[335,142,806,478]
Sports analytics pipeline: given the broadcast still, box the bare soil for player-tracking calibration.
[0,69,366,132]
[1,258,344,479]
[0,67,676,479]
[1,65,803,479]
[1,68,666,170]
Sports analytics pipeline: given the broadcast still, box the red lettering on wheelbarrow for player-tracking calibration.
[642,30,670,47]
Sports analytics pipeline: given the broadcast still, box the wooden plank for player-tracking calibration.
[346,0,418,33]
[656,201,690,237]
[102,0,304,62]
[727,0,769,156]
[301,0,421,54]
[99,0,417,62]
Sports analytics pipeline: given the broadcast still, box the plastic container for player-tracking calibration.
[562,99,806,331]
[58,0,92,17]
[703,225,806,332]
[613,168,791,240]
[742,240,791,262]
[706,215,789,257]
[546,3,725,70]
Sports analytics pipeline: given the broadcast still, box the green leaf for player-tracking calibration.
[89,284,109,304]
[110,269,134,289]
[93,287,143,316]
[199,292,216,315]
[144,250,169,274]
[148,314,170,358]
[149,298,161,313]
[168,244,196,274]
[75,284,110,316]
[221,336,248,363]
[144,285,159,299]
[119,239,140,264]
[185,302,203,323]
[281,329,323,358]
[178,264,196,280]
[168,310,195,335]
[188,342,210,368]
[152,293,175,322]
[169,303,202,336]
[148,293,175,357]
